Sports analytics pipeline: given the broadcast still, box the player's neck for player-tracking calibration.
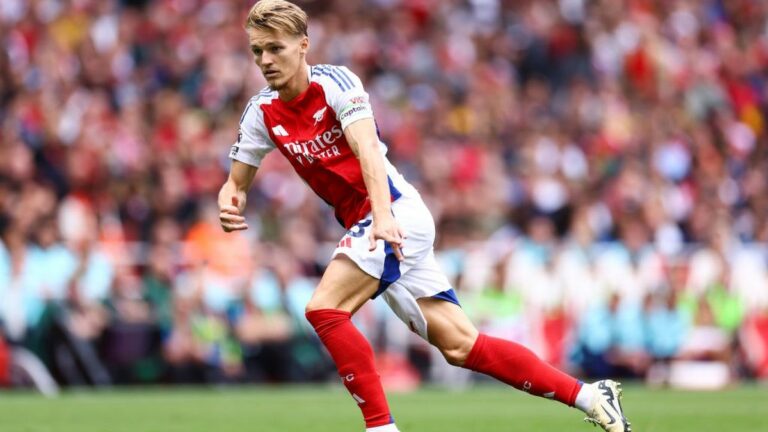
[277,62,310,102]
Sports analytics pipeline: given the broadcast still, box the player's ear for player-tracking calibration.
[299,36,309,55]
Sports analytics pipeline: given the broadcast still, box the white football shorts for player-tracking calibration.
[331,194,459,340]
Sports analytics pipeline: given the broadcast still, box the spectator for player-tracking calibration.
[740,306,768,380]
[572,292,651,379]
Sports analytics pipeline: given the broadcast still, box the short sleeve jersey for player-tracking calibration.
[230,65,415,229]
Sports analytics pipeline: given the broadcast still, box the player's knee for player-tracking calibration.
[305,298,327,314]
[305,300,318,314]
[438,335,477,367]
[305,292,341,314]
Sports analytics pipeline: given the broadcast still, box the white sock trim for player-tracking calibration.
[574,382,596,413]
[366,423,399,432]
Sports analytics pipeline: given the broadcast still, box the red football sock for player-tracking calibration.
[464,333,581,406]
[306,309,392,428]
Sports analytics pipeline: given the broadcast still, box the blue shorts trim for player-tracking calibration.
[372,242,402,299]
[431,288,460,306]
[387,175,402,201]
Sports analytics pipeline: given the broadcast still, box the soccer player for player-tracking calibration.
[218,1,631,431]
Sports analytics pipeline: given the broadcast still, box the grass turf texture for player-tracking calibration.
[1,384,766,431]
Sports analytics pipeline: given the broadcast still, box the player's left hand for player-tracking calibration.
[369,215,407,261]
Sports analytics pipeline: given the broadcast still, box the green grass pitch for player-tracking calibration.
[1,384,766,431]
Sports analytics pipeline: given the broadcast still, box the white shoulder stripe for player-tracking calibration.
[239,101,253,124]
[251,87,279,105]
[311,64,351,91]
[329,65,354,89]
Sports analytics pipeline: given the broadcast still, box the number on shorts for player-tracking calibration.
[347,219,372,238]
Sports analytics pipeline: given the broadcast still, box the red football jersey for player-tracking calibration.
[230,64,416,228]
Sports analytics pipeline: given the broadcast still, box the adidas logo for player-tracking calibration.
[272,125,289,136]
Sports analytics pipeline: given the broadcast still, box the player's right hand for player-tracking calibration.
[219,196,248,232]
[368,213,406,262]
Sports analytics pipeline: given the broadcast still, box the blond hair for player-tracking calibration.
[245,0,308,37]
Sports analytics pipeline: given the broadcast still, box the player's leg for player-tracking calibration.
[382,247,589,408]
[416,297,581,403]
[417,297,631,431]
[304,256,397,431]
[310,195,437,432]
[306,255,379,314]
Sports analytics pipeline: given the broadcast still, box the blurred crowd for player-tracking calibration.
[1,0,768,390]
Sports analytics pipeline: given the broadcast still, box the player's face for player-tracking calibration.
[247,28,308,91]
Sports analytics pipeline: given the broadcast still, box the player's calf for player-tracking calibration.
[305,309,394,429]
[420,298,580,404]
[461,333,583,405]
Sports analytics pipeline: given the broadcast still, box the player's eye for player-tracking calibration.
[252,48,262,56]
[269,47,283,54]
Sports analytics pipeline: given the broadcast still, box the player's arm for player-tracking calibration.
[218,160,257,232]
[344,118,405,261]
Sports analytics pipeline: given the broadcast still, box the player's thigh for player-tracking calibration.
[307,255,380,314]
[417,297,479,366]
[380,251,452,339]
